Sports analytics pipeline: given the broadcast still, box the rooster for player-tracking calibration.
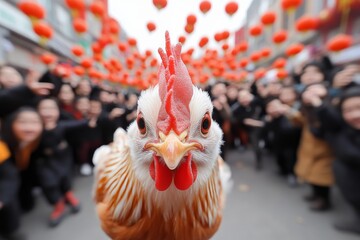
[93,31,229,240]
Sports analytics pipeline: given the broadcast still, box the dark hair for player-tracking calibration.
[264,96,279,106]
[75,96,89,103]
[339,86,360,109]
[2,107,42,153]
[301,61,328,82]
[37,97,60,109]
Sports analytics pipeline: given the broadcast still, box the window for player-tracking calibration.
[55,4,73,38]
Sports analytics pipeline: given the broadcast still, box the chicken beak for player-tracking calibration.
[145,131,202,170]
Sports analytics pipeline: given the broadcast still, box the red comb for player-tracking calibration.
[157,31,193,135]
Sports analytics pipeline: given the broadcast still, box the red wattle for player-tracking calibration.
[174,154,196,190]
[153,155,172,191]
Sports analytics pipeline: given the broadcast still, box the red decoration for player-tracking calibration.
[109,18,120,35]
[249,24,263,37]
[33,21,53,43]
[73,18,87,34]
[178,36,186,44]
[214,33,223,42]
[65,0,85,15]
[73,66,85,76]
[199,1,211,14]
[89,1,105,18]
[187,14,197,25]
[327,34,353,52]
[238,41,248,52]
[254,68,266,80]
[286,43,304,57]
[225,2,239,16]
[281,0,303,11]
[199,37,209,48]
[92,42,102,54]
[222,31,230,40]
[261,47,272,58]
[272,30,288,44]
[296,16,318,32]
[277,69,288,79]
[128,38,137,47]
[18,1,45,22]
[250,52,261,62]
[153,0,167,10]
[71,45,84,57]
[147,22,156,32]
[239,58,248,68]
[40,53,56,65]
[117,42,128,52]
[272,58,287,69]
[222,43,229,51]
[81,58,93,69]
[261,11,276,25]
[185,24,194,34]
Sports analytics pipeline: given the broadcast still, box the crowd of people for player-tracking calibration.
[0,54,359,239]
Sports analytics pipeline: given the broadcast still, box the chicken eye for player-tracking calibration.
[137,113,146,135]
[201,112,211,136]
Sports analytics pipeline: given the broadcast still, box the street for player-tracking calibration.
[22,150,359,240]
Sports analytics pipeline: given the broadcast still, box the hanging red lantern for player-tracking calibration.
[249,24,263,37]
[295,16,318,32]
[92,42,102,54]
[93,54,102,62]
[286,43,304,57]
[214,33,223,42]
[199,1,211,14]
[153,0,167,10]
[225,2,239,16]
[81,58,93,69]
[128,38,137,47]
[327,34,353,52]
[281,0,303,12]
[250,52,261,62]
[222,43,229,51]
[199,37,209,48]
[222,31,230,40]
[185,24,194,34]
[89,1,105,18]
[261,47,272,58]
[18,1,45,24]
[71,45,84,57]
[238,41,248,52]
[73,66,85,76]
[187,14,197,25]
[109,19,120,35]
[178,35,186,44]
[117,42,128,52]
[33,21,53,44]
[73,18,87,34]
[261,11,277,26]
[40,53,56,65]
[272,58,287,69]
[277,69,288,79]
[239,58,249,68]
[272,30,288,44]
[147,22,156,32]
[65,0,85,16]
[150,58,158,67]
[254,68,267,80]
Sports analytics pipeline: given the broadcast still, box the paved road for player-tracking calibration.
[22,150,359,240]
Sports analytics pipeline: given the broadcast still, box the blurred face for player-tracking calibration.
[58,84,75,105]
[127,94,138,107]
[238,90,253,106]
[211,83,227,97]
[280,87,297,106]
[267,82,282,96]
[266,99,283,118]
[75,97,90,115]
[99,91,111,104]
[76,79,91,96]
[0,66,23,89]
[342,96,360,130]
[89,100,102,117]
[38,99,60,123]
[117,93,125,104]
[301,66,324,86]
[227,87,238,101]
[12,111,43,143]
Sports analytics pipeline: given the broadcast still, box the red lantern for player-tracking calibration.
[153,0,167,10]
[296,16,318,32]
[18,1,45,23]
[89,1,105,18]
[249,25,263,37]
[178,36,186,44]
[185,24,194,34]
[118,42,128,52]
[109,19,120,35]
[92,42,102,54]
[222,31,230,40]
[225,2,239,16]
[286,43,304,57]
[65,0,85,16]
[40,53,56,65]
[73,66,85,76]
[327,34,353,52]
[272,58,287,69]
[73,18,87,34]
[261,11,276,26]
[277,69,288,79]
[272,30,288,44]
[150,58,158,67]
[33,21,53,44]
[187,14,197,25]
[261,47,272,58]
[239,58,249,68]
[254,68,267,80]
[199,37,209,48]
[71,45,84,57]
[93,54,102,62]
[199,1,211,14]
[81,58,93,69]
[250,52,261,62]
[128,38,137,47]
[238,41,248,52]
[281,0,303,12]
[214,33,223,42]
[222,43,229,51]
[147,22,156,32]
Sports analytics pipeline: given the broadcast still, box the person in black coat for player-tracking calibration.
[303,85,360,235]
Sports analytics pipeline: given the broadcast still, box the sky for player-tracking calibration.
[109,0,252,57]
